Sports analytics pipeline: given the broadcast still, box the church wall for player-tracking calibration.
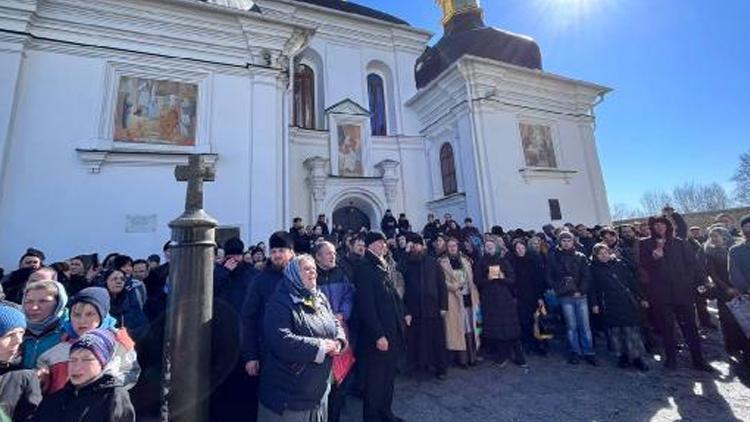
[395,138,431,230]
[0,47,25,204]
[0,47,279,266]
[474,105,609,229]
[454,111,486,228]
[289,131,328,225]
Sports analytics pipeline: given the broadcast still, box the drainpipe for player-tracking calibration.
[282,54,294,228]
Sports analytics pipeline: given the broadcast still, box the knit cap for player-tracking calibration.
[0,303,26,337]
[69,287,111,323]
[70,328,116,368]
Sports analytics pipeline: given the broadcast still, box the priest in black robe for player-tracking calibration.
[399,233,449,379]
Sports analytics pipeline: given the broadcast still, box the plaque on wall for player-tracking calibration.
[125,214,158,233]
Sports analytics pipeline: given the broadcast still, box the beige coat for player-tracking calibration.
[439,256,481,351]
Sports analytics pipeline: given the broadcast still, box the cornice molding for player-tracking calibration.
[254,0,431,53]
[2,0,314,72]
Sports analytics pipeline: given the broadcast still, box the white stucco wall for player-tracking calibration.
[0,47,288,266]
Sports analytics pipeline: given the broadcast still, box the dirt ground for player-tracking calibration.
[341,321,750,421]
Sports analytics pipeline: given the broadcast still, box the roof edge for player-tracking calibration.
[264,0,433,37]
[407,54,612,106]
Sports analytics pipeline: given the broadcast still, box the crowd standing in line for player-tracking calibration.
[0,209,749,421]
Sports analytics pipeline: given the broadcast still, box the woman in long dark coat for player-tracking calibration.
[510,239,549,355]
[475,238,526,367]
[705,226,749,360]
[590,243,648,371]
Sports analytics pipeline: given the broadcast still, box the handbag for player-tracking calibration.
[331,321,356,385]
[726,295,750,339]
[533,304,554,340]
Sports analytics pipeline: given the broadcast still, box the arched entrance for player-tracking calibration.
[333,206,370,232]
[331,195,378,233]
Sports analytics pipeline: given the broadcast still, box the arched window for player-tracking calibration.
[440,143,458,196]
[293,64,315,129]
[367,73,387,136]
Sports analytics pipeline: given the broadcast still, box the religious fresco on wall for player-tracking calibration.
[519,123,558,168]
[113,76,197,146]
[337,124,364,176]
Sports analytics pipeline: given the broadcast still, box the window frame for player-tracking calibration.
[293,63,316,129]
[440,142,458,196]
[367,73,388,136]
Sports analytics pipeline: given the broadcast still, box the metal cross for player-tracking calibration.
[175,155,215,212]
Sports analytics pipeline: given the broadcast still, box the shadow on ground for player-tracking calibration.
[341,329,750,422]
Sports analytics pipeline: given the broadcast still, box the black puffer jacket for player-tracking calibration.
[32,374,134,422]
[591,259,643,327]
[546,247,592,297]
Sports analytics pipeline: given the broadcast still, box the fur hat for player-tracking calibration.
[365,231,387,246]
[269,231,294,250]
[224,237,245,256]
[407,233,424,245]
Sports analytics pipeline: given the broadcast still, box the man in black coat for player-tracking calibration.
[421,213,440,243]
[211,237,260,422]
[397,213,411,234]
[239,231,295,421]
[639,216,712,371]
[355,232,406,422]
[380,210,398,239]
[399,233,448,379]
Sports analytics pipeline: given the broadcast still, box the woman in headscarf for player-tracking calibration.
[21,280,68,370]
[704,225,748,361]
[101,269,149,342]
[475,238,527,367]
[257,255,347,422]
[439,238,481,368]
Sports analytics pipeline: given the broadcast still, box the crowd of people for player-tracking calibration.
[0,207,749,422]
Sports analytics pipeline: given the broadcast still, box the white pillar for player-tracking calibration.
[376,159,400,211]
[304,156,329,220]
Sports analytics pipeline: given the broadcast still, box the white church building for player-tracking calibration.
[0,0,611,267]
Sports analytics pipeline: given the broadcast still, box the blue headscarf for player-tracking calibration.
[283,256,316,303]
[25,280,69,336]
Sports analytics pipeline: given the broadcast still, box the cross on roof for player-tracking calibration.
[175,155,215,212]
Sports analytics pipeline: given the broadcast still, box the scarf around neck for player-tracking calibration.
[63,314,118,340]
[26,281,69,336]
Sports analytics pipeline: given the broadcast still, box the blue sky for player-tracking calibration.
[354,0,750,210]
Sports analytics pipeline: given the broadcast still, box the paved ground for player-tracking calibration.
[341,327,750,422]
